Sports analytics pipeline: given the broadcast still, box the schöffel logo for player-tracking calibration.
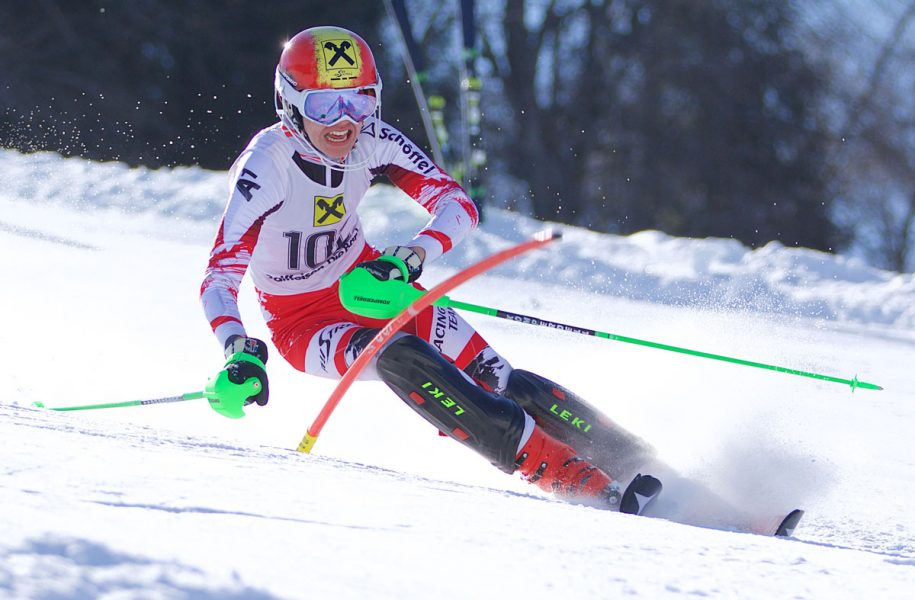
[379,127,436,175]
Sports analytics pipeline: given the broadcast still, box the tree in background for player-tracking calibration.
[375,1,462,165]
[8,0,915,270]
[804,0,915,272]
[476,0,839,251]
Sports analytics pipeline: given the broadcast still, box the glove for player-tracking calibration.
[357,246,424,283]
[223,336,269,406]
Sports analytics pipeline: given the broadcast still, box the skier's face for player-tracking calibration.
[302,118,360,160]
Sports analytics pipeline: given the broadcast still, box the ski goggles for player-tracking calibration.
[277,71,381,126]
[302,88,378,125]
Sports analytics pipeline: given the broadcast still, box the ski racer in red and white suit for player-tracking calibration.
[199,26,661,515]
[200,119,499,383]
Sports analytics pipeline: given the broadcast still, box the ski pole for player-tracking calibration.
[32,391,206,412]
[436,297,883,392]
[339,278,882,392]
[384,0,447,168]
[297,230,560,454]
[32,374,262,417]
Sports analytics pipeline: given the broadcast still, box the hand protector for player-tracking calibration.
[357,246,423,283]
[223,336,269,406]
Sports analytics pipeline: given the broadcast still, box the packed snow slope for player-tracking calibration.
[1,149,914,599]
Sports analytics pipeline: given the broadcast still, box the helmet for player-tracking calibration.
[274,26,382,166]
[278,26,379,92]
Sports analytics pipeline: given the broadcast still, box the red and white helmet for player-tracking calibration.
[274,26,382,164]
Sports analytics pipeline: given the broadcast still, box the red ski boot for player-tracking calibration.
[515,425,623,509]
[515,425,662,514]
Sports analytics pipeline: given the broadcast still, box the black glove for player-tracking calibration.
[357,246,424,283]
[223,336,269,406]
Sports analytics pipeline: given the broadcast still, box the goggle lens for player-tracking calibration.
[302,89,377,125]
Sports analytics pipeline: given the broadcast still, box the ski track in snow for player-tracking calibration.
[2,402,913,600]
[1,149,914,599]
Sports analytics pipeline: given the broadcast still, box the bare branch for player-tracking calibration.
[841,0,915,139]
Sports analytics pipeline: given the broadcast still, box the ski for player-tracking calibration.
[620,473,663,515]
[749,508,805,537]
[774,508,805,537]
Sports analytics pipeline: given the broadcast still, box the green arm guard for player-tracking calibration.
[338,267,427,319]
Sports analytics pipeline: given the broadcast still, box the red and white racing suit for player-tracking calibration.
[200,121,510,390]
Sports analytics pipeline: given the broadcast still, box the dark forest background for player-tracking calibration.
[3,0,915,271]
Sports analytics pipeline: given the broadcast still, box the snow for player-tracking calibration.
[1,148,913,599]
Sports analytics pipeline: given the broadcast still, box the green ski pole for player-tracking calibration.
[32,373,262,418]
[32,391,205,412]
[337,273,883,392]
[442,297,882,392]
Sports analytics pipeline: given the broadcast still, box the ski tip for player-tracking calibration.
[774,509,805,537]
[620,473,663,515]
[31,401,46,409]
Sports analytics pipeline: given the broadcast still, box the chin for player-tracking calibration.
[322,144,357,161]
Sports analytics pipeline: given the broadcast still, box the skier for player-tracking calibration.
[200,26,661,514]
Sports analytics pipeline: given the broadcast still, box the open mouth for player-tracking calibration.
[324,129,353,145]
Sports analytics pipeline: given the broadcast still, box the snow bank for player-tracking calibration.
[3,148,913,330]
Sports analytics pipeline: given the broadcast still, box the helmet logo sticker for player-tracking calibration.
[314,194,346,226]
[321,39,360,84]
[324,41,356,67]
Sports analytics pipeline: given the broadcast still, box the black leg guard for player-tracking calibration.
[502,369,655,481]
[376,335,527,473]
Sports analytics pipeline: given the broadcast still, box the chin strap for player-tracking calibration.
[278,115,380,173]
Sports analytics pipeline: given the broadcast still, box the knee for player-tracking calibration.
[464,346,513,394]
[377,334,432,369]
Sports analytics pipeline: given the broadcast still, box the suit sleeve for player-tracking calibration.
[200,149,285,348]
[371,126,479,263]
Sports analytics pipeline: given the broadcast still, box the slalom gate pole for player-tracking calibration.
[296,230,560,454]
[436,297,882,392]
[383,0,446,168]
[33,391,206,412]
